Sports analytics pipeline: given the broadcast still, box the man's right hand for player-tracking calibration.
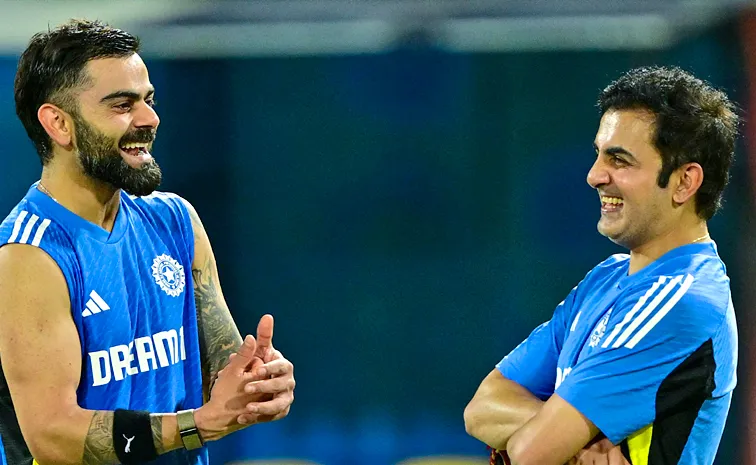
[569,437,631,465]
[193,334,265,441]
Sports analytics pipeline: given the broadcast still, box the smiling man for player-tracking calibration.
[464,66,739,465]
[0,20,295,465]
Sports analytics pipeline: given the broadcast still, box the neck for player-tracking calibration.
[627,221,709,275]
[39,160,121,232]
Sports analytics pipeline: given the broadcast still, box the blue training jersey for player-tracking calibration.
[497,243,737,465]
[0,183,207,465]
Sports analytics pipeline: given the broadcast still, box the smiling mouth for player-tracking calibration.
[118,141,154,168]
[120,142,150,157]
[600,195,623,213]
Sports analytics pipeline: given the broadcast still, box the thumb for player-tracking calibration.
[228,335,257,373]
[255,314,274,360]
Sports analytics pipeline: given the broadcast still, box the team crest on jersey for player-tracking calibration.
[589,308,612,348]
[151,254,185,297]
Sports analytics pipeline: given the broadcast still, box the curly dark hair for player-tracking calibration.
[597,66,739,220]
[14,19,140,164]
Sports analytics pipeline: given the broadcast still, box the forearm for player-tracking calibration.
[465,394,544,450]
[505,394,600,465]
[194,276,243,395]
[464,372,546,451]
[32,409,182,465]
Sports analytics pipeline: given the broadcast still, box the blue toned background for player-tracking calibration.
[1,2,754,464]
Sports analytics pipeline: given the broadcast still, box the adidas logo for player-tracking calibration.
[82,291,110,317]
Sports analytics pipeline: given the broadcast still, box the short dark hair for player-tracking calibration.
[597,66,739,220]
[14,19,140,164]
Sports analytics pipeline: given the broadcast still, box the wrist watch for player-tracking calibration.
[176,409,204,450]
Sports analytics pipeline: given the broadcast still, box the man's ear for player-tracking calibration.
[37,103,75,149]
[672,162,704,205]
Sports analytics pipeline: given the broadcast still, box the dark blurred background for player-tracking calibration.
[1,1,756,464]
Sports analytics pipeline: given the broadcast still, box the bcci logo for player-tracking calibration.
[151,254,185,297]
[589,308,612,348]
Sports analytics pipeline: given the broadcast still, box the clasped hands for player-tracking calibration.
[195,314,295,441]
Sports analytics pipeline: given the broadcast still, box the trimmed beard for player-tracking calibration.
[74,113,162,197]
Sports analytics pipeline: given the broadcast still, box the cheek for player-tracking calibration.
[634,187,670,220]
[616,172,659,203]
[100,114,131,137]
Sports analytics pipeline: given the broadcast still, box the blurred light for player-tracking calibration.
[0,0,752,57]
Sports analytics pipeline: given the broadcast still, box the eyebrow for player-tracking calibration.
[593,142,636,160]
[100,88,155,103]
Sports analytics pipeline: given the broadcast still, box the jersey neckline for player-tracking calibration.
[26,181,128,244]
[616,241,719,290]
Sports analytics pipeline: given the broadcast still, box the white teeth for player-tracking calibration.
[121,142,148,150]
[601,196,623,205]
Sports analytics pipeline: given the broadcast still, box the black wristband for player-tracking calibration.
[113,409,159,464]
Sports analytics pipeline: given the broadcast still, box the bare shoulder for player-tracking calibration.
[175,196,202,226]
[0,243,72,343]
[175,196,210,245]
[0,243,69,296]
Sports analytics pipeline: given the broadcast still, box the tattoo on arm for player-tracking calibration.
[185,203,243,397]
[151,414,165,454]
[82,411,118,465]
[81,412,167,464]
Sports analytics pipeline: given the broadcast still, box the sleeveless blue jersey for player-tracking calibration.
[0,183,207,465]
[497,243,737,465]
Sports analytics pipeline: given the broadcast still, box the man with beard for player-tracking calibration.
[465,67,739,465]
[0,19,295,465]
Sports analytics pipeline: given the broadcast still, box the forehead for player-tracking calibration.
[595,108,656,150]
[78,54,152,100]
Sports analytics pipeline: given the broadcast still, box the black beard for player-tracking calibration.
[74,115,162,197]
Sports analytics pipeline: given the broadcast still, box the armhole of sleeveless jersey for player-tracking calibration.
[0,242,78,321]
[173,196,196,263]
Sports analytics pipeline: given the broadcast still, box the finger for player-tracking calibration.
[260,406,291,423]
[254,358,293,379]
[263,348,282,365]
[237,405,290,426]
[608,447,630,465]
[249,356,265,372]
[240,370,263,384]
[255,314,274,360]
[245,392,293,416]
[255,398,293,420]
[244,376,295,395]
[229,352,257,372]
[228,335,257,373]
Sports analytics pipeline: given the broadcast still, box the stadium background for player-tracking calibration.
[1,1,755,464]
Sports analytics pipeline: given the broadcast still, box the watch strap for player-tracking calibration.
[176,409,204,450]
